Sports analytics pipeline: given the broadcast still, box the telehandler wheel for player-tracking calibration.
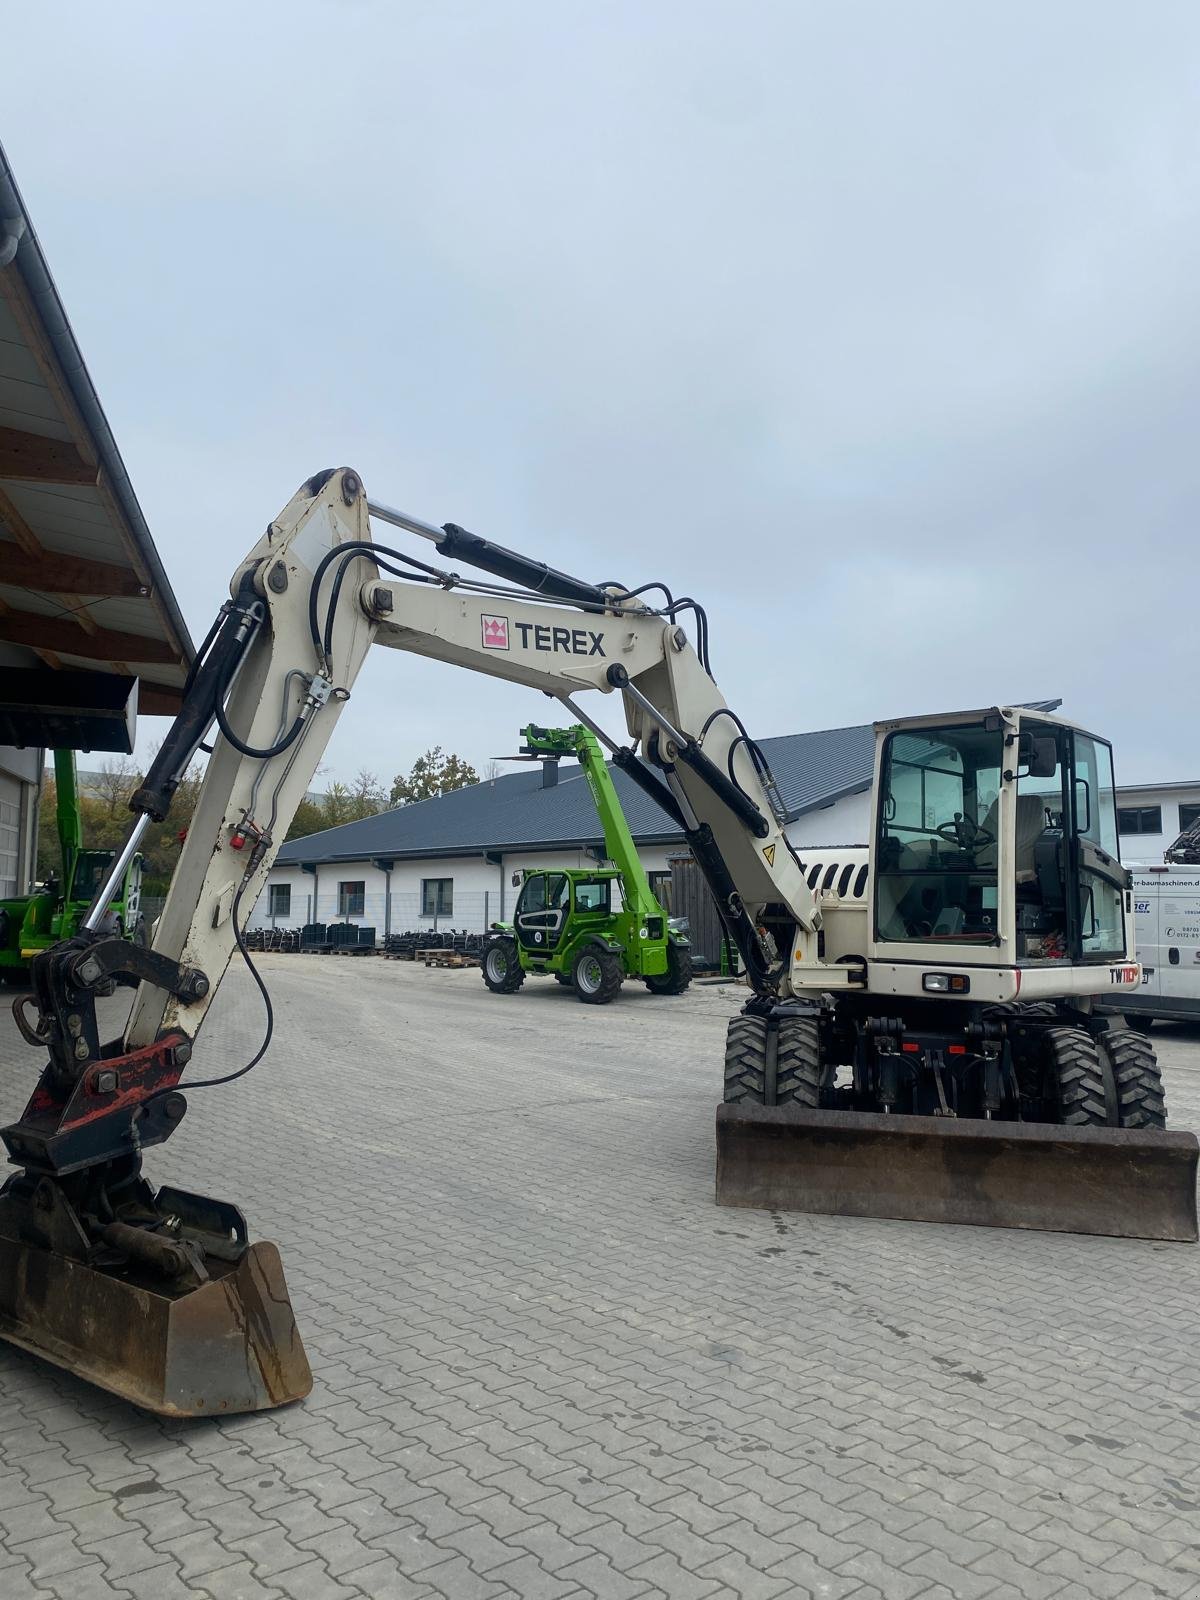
[645,943,693,995]
[572,946,623,1005]
[723,1015,768,1102]
[1099,1029,1168,1129]
[1044,1027,1113,1126]
[776,1016,821,1109]
[482,939,525,994]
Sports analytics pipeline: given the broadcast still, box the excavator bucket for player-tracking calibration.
[0,1186,312,1417]
[716,1104,1200,1242]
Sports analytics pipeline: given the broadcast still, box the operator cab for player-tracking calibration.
[873,710,1127,967]
[513,870,617,954]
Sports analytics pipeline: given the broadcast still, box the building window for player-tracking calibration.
[338,880,365,916]
[268,883,291,918]
[1180,804,1200,833]
[421,878,453,917]
[1117,806,1162,837]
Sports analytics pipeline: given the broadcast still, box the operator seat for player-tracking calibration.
[1014,794,1052,883]
[975,794,1051,881]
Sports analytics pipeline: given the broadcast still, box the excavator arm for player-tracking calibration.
[0,467,832,1416]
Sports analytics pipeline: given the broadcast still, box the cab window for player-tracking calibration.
[574,880,610,914]
[876,726,1002,944]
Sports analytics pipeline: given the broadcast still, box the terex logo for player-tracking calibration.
[481,615,509,650]
[1108,964,1139,986]
[512,622,606,657]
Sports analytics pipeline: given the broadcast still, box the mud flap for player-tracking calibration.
[716,1104,1200,1242]
[0,1235,313,1416]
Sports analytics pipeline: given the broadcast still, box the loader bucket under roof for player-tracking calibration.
[0,1234,312,1417]
[715,1104,1200,1242]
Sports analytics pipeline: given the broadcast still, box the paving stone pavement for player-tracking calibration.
[1,957,1199,1600]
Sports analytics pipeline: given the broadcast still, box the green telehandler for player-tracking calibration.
[482,723,691,1004]
[0,750,145,979]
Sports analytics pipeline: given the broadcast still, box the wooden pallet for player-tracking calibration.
[418,949,480,968]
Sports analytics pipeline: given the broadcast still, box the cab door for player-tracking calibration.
[514,873,570,954]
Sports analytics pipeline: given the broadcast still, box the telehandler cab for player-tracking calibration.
[0,468,1193,1418]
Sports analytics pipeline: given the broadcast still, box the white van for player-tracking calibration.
[1120,864,1200,1027]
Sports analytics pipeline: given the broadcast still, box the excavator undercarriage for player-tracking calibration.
[716,1004,1198,1241]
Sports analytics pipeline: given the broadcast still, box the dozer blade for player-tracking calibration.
[0,1235,313,1416]
[716,1104,1200,1242]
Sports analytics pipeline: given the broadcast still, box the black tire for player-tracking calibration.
[645,942,693,996]
[553,972,572,986]
[572,946,623,1005]
[1123,1013,1155,1035]
[1099,1028,1167,1129]
[482,939,525,994]
[723,1014,767,1103]
[775,1016,821,1109]
[1043,1027,1113,1126]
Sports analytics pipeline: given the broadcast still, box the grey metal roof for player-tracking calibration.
[277,723,880,866]
[0,140,193,714]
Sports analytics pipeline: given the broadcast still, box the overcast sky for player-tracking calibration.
[6,2,1198,788]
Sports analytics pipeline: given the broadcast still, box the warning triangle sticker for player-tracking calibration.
[763,843,776,867]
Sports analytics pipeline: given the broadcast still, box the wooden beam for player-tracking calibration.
[0,484,41,555]
[137,681,184,717]
[0,425,96,485]
[0,606,178,664]
[0,272,98,470]
[0,540,150,598]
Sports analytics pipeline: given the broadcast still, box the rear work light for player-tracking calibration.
[923,973,971,994]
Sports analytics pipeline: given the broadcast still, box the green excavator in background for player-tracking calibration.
[0,750,145,978]
[482,723,692,1004]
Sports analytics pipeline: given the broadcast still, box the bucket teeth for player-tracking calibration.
[716,1104,1200,1242]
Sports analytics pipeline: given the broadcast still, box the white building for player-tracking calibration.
[1116,782,1200,863]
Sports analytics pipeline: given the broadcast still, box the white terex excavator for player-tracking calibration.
[2,468,1195,1417]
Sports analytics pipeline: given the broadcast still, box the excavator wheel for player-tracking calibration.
[775,1016,821,1108]
[482,938,525,994]
[723,1015,767,1102]
[645,943,693,996]
[572,946,623,1004]
[1044,1027,1114,1126]
[1099,1028,1168,1130]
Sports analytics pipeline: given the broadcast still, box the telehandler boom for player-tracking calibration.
[1,468,1194,1417]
